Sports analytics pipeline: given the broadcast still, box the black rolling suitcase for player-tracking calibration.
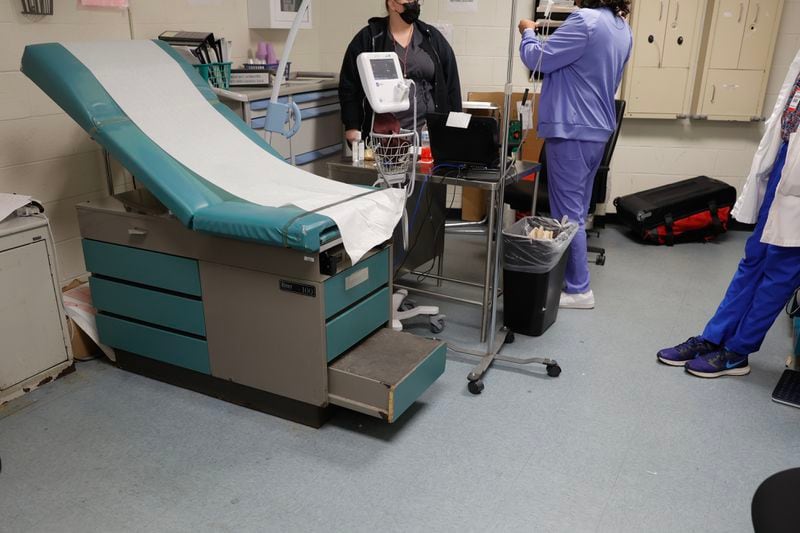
[613,176,737,245]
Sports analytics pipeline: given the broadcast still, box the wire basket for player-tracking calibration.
[193,62,232,90]
[369,130,416,185]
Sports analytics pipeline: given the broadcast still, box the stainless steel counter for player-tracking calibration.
[212,74,339,102]
[215,74,343,176]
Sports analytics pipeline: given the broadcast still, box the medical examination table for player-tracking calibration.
[21,41,446,427]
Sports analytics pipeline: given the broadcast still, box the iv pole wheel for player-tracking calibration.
[468,379,485,395]
[546,363,562,378]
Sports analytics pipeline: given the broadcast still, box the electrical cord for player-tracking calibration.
[413,178,460,282]
[395,165,463,275]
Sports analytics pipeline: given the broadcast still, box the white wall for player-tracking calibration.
[299,0,799,211]
[0,1,132,281]
[1,0,797,283]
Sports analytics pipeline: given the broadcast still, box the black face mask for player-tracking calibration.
[399,1,421,24]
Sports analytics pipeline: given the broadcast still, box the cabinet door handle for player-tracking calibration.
[659,0,664,20]
[710,85,717,104]
[738,2,744,22]
[128,227,148,236]
[753,3,760,24]
[674,1,680,22]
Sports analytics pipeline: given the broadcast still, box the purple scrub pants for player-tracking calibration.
[545,138,607,294]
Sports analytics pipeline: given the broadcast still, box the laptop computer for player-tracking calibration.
[426,112,501,170]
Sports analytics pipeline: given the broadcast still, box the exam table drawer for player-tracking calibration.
[83,239,202,297]
[326,287,390,362]
[96,314,211,375]
[89,276,206,337]
[328,329,446,423]
[324,247,389,319]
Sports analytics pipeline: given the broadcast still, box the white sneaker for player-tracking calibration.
[559,290,595,309]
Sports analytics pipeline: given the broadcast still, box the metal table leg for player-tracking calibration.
[479,187,497,343]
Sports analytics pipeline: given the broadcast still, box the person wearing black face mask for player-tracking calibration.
[339,0,462,145]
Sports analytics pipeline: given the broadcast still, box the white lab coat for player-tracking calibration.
[732,48,800,247]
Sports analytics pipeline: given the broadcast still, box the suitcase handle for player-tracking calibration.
[708,201,723,237]
[664,214,674,247]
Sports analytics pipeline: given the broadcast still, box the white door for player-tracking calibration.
[701,69,764,117]
[0,240,68,391]
[662,0,703,68]
[633,0,669,68]
[738,0,781,70]
[627,67,689,115]
[708,0,748,69]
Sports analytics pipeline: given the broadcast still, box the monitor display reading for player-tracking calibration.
[370,59,399,80]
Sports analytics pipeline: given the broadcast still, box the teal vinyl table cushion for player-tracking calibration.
[20,41,340,252]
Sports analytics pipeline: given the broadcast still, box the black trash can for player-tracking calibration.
[502,217,578,337]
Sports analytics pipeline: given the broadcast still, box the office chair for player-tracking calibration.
[505,99,626,266]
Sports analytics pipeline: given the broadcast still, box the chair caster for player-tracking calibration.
[546,363,562,378]
[429,314,446,334]
[595,254,606,266]
[468,379,485,395]
[504,331,515,344]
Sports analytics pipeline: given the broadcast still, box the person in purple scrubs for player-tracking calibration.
[518,1,632,309]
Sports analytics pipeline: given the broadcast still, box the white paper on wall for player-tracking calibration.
[64,41,405,263]
[446,0,478,12]
[80,0,129,7]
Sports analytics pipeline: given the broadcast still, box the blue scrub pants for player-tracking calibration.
[545,138,607,294]
[702,142,800,356]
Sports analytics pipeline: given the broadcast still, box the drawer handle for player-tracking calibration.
[659,0,664,20]
[753,3,760,24]
[710,84,717,104]
[674,1,680,23]
[128,227,148,236]
[738,2,744,23]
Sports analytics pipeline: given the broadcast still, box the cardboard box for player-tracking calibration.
[62,279,101,361]
[67,317,101,361]
[458,91,545,221]
[466,91,544,164]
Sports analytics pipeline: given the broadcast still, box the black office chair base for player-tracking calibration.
[588,245,606,266]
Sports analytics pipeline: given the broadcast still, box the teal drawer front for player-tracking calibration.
[326,287,389,362]
[90,276,206,336]
[97,313,210,374]
[82,239,202,296]
[324,248,389,319]
[392,342,447,421]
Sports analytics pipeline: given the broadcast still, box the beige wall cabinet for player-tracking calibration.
[693,0,784,121]
[623,0,707,119]
[0,215,73,405]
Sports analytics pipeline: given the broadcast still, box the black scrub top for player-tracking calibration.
[393,28,436,132]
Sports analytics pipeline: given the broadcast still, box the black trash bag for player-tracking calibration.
[503,216,579,274]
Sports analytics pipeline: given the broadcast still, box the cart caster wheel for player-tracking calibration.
[399,299,416,312]
[546,364,562,378]
[468,379,485,395]
[430,315,446,334]
[596,255,606,266]
[504,331,515,344]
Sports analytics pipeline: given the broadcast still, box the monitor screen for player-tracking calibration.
[370,58,399,80]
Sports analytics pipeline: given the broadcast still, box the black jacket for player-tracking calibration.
[338,17,462,138]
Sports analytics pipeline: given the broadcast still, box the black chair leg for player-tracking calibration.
[587,245,606,266]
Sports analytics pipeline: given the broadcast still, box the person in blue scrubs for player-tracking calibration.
[518,0,632,310]
[658,54,800,378]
